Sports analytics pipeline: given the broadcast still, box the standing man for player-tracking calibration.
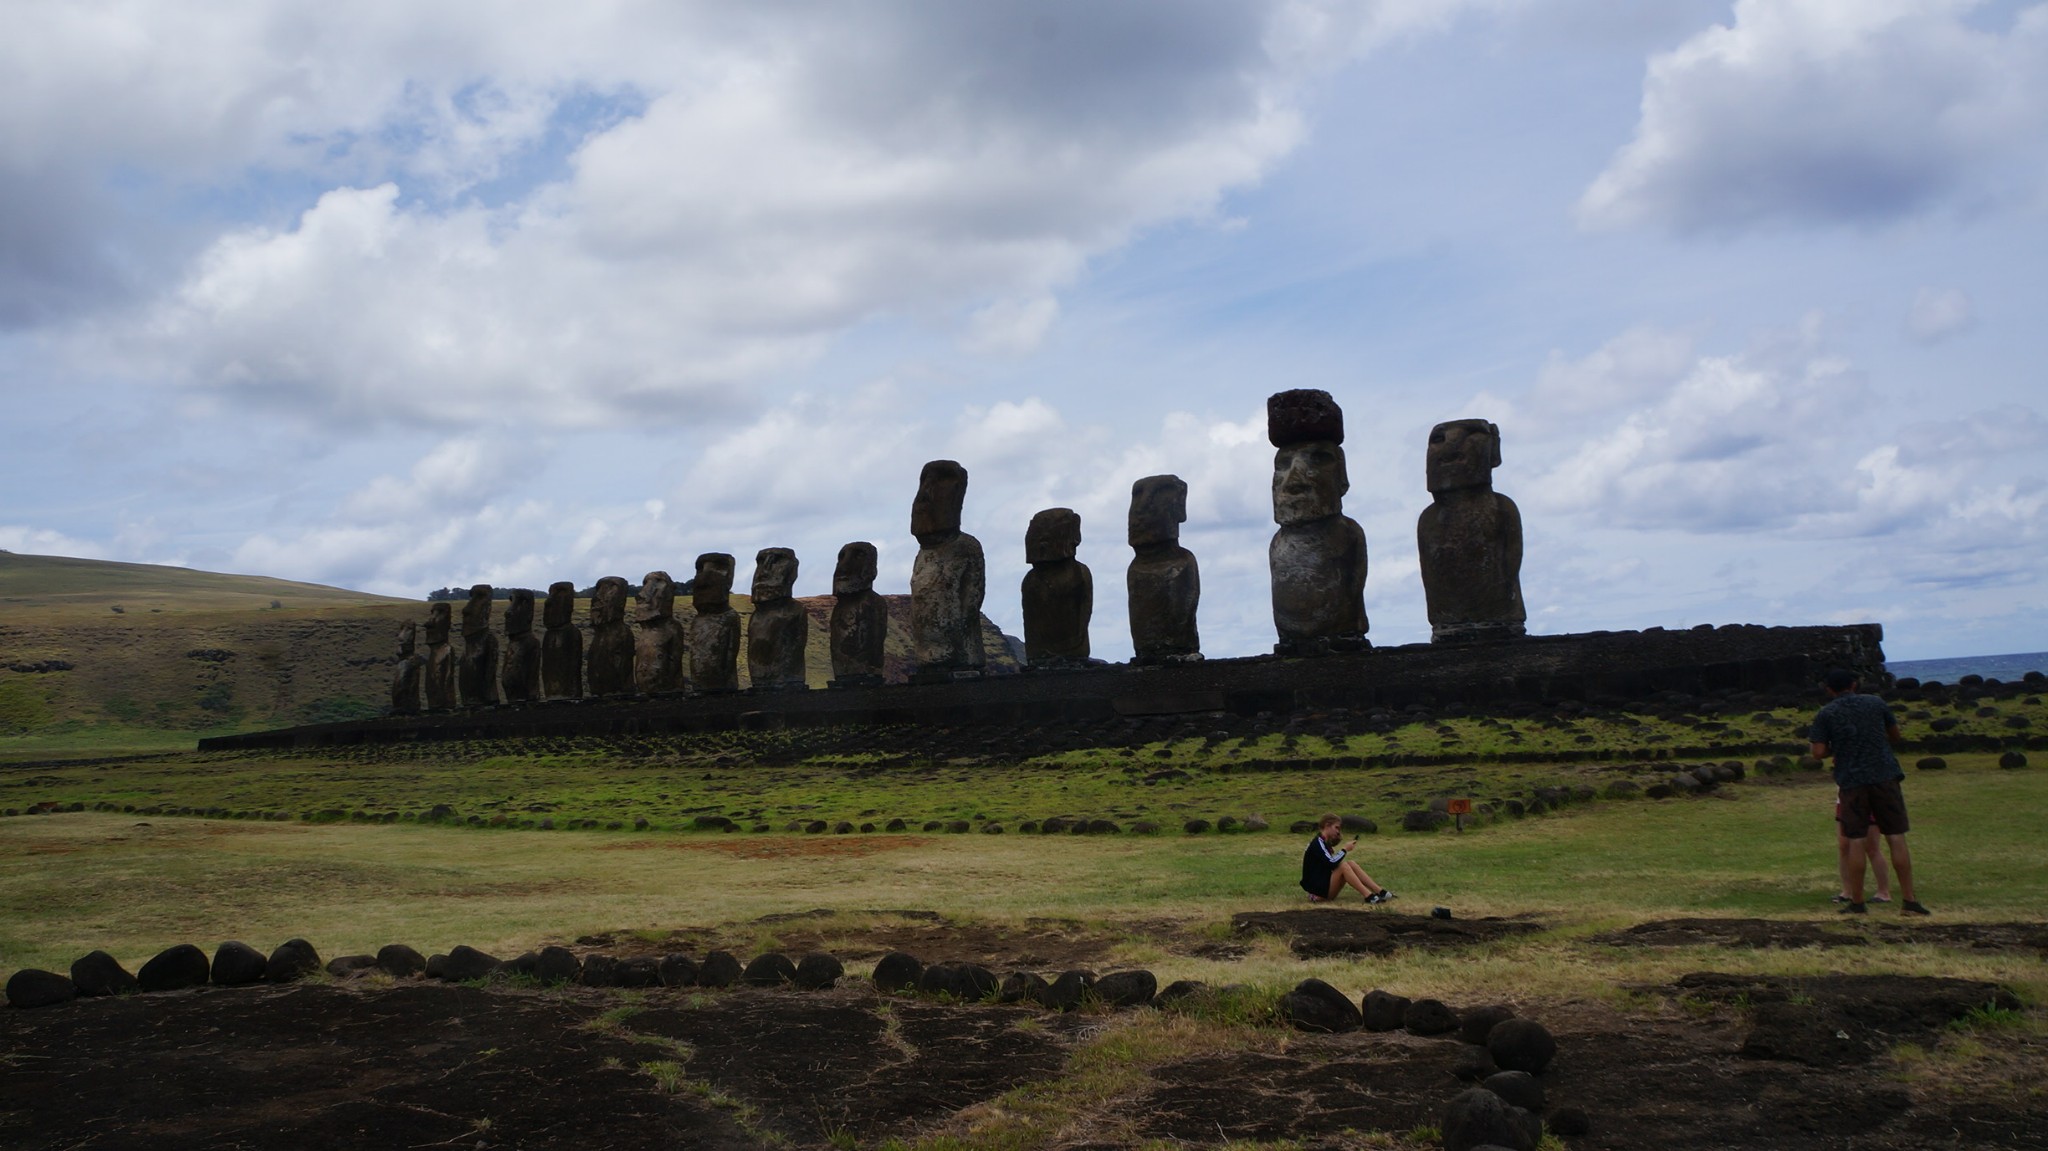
[1810,668,1930,916]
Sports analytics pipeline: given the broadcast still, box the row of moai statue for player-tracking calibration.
[389,388,1524,712]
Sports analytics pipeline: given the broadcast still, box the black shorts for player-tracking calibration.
[1838,781,1909,838]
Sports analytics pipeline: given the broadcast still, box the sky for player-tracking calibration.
[2,0,2044,662]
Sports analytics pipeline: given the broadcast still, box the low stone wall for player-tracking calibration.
[199,622,1885,751]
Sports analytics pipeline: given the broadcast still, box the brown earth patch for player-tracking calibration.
[580,909,1133,970]
[1594,917,2048,953]
[1231,908,1545,956]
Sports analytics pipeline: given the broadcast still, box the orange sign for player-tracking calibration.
[1445,798,1473,815]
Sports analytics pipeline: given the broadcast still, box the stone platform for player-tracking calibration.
[196,622,1884,751]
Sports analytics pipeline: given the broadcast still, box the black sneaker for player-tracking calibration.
[1900,900,1931,916]
[1367,890,1394,904]
[1839,901,1868,915]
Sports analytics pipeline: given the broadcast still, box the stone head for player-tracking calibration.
[589,576,628,626]
[1426,418,1501,494]
[505,588,536,636]
[544,581,576,629]
[1272,441,1348,525]
[636,571,675,623]
[424,602,452,645]
[461,585,493,637]
[1025,508,1081,564]
[1128,474,1188,549]
[397,621,417,657]
[911,459,969,542]
[833,541,878,595]
[693,552,735,612]
[752,547,798,603]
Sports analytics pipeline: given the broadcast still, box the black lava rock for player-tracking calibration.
[918,962,998,1001]
[1362,988,1410,1032]
[1401,809,1449,832]
[1155,979,1209,1009]
[872,951,924,992]
[1280,977,1362,1033]
[617,956,662,987]
[1488,1018,1558,1074]
[1449,1045,1498,1082]
[1094,969,1157,1008]
[210,941,267,987]
[1916,756,1948,771]
[1403,997,1460,1036]
[2000,751,2029,769]
[135,944,206,991]
[742,953,796,987]
[1460,1004,1516,1045]
[698,950,743,988]
[376,944,426,979]
[326,954,378,979]
[6,969,76,1009]
[538,946,582,985]
[794,953,843,990]
[70,950,139,997]
[1183,818,1211,834]
[657,953,697,988]
[435,945,501,982]
[1043,969,1098,1011]
[1443,1086,1541,1151]
[266,939,321,983]
[1000,970,1051,1005]
[1483,1070,1545,1112]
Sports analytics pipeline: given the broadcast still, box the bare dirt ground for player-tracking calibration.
[4,912,2045,1151]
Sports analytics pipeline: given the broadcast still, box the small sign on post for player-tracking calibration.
[1446,797,1472,833]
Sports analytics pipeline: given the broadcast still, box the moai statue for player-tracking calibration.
[1021,508,1092,669]
[633,570,687,693]
[689,552,741,691]
[500,588,542,703]
[390,621,424,715]
[540,581,583,699]
[1417,418,1526,644]
[1126,474,1201,664]
[1267,389,1369,656]
[908,460,986,680]
[457,585,500,705]
[422,602,457,710]
[747,547,808,691]
[829,541,888,687]
[585,576,635,696]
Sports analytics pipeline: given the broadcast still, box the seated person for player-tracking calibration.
[1301,813,1392,904]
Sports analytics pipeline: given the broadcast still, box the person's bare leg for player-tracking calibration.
[1339,859,1383,899]
[1328,867,1370,901]
[1884,834,1915,903]
[1866,826,1892,900]
[1836,827,1854,898]
[1843,834,1868,904]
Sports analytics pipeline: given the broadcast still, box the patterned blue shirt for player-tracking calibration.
[1809,692,1902,789]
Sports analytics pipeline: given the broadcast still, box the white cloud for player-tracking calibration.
[0,525,109,560]
[1905,286,1976,343]
[1580,0,2048,233]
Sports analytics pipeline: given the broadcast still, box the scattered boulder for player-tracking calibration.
[265,939,321,983]
[136,942,207,987]
[1000,970,1050,1005]
[1216,815,1241,832]
[699,950,743,989]
[6,969,76,1009]
[1094,969,1157,1008]
[1339,814,1375,832]
[1182,819,1211,834]
[1155,979,1210,1009]
[1460,1004,1516,1045]
[1449,1045,1498,1082]
[616,956,662,987]
[1131,820,1162,835]
[1442,1086,1541,1151]
[2000,751,2029,769]
[1243,816,1270,832]
[1280,977,1362,1033]
[325,955,378,979]
[918,962,998,1002]
[69,950,139,997]
[1483,1070,1545,1112]
[1488,1018,1558,1075]
[376,944,426,979]
[1043,969,1098,1012]
[538,946,582,985]
[1915,756,1948,771]
[210,941,267,987]
[1401,810,1449,832]
[872,951,924,993]
[433,945,501,983]
[580,954,622,987]
[1403,997,1460,1036]
[657,953,697,988]
[793,953,843,990]
[1086,819,1121,834]
[1361,988,1410,1032]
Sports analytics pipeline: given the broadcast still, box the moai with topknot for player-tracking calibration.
[1021,508,1092,669]
[829,541,888,687]
[540,581,583,699]
[1417,418,1525,643]
[747,547,808,691]
[633,571,687,693]
[909,460,986,681]
[422,602,457,709]
[500,588,541,703]
[1267,389,1369,655]
[689,552,742,691]
[458,585,500,705]
[390,621,424,715]
[1126,474,1201,664]
[585,576,635,696]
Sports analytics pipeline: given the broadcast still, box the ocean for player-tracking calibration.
[1885,651,2048,684]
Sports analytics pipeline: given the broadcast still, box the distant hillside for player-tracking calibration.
[0,553,1019,745]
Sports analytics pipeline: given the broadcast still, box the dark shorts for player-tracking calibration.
[1838,781,1909,838]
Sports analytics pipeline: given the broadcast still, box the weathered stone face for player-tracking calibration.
[693,553,735,613]
[1127,474,1187,549]
[585,576,635,696]
[423,602,452,647]
[633,571,687,693]
[589,578,626,627]
[1426,418,1500,494]
[911,460,968,543]
[459,618,499,707]
[1025,508,1081,564]
[396,621,417,658]
[1272,441,1348,526]
[505,589,536,636]
[751,548,798,604]
[390,622,423,714]
[544,582,576,629]
[462,585,494,637]
[636,571,675,623]
[833,541,878,595]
